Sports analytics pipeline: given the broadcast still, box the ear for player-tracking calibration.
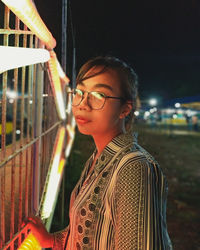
[119,102,133,119]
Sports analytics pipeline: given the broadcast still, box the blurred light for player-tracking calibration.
[29,100,33,104]
[6,89,17,99]
[16,130,21,134]
[144,111,150,117]
[65,118,76,158]
[9,99,14,104]
[1,0,56,49]
[149,98,157,106]
[56,59,70,84]
[47,51,66,120]
[134,111,139,116]
[175,102,181,108]
[40,126,66,219]
[173,114,178,119]
[0,46,50,74]
[18,232,41,250]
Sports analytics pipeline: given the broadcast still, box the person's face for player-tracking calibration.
[72,67,132,138]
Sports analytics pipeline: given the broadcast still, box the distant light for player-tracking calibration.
[175,103,181,108]
[149,98,157,106]
[16,130,21,134]
[7,89,18,99]
[29,100,33,104]
[9,99,14,104]
[144,111,150,117]
[0,46,50,74]
[173,114,178,119]
[134,111,139,116]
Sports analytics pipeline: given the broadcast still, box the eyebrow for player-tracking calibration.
[78,82,113,92]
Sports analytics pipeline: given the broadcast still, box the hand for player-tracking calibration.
[23,215,54,248]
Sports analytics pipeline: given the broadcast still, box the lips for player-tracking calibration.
[75,115,91,124]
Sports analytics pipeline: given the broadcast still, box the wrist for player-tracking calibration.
[49,233,55,248]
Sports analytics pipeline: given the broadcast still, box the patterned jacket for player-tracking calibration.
[53,132,172,250]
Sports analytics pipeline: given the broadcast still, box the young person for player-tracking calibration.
[26,56,172,249]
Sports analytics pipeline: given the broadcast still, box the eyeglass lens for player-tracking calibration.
[71,89,105,110]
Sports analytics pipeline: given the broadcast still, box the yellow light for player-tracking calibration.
[40,126,66,219]
[56,59,70,84]
[1,0,56,49]
[65,117,76,158]
[48,51,66,120]
[18,233,41,250]
[0,46,50,74]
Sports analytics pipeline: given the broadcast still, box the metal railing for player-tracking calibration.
[0,1,74,249]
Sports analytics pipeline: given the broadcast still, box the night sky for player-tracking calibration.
[34,0,200,103]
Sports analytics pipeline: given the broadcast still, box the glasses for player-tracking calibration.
[68,88,125,110]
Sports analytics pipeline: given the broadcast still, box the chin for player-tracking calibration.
[77,126,92,135]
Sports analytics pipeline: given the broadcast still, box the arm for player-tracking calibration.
[114,161,146,249]
[113,160,165,250]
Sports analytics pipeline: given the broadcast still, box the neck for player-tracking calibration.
[92,127,125,156]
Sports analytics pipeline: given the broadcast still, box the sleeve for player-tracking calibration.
[52,226,69,250]
[113,160,164,250]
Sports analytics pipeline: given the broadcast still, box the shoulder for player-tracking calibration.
[116,143,163,182]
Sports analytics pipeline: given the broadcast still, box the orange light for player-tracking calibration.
[18,233,41,250]
[48,51,66,120]
[40,126,66,219]
[65,117,76,158]
[56,59,70,84]
[1,0,56,49]
[0,46,50,74]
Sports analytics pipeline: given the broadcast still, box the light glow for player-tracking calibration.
[134,111,139,116]
[0,46,50,74]
[47,51,66,120]
[1,0,56,49]
[18,233,41,250]
[149,98,157,106]
[40,126,66,219]
[56,59,70,84]
[175,102,181,108]
[65,117,76,158]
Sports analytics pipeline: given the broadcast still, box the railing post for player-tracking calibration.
[32,41,44,214]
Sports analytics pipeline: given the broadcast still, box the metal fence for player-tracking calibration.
[0,1,72,249]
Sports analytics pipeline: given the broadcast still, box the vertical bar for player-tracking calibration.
[24,34,34,218]
[61,0,67,72]
[30,37,37,215]
[18,27,27,236]
[0,6,9,248]
[10,16,20,244]
[61,0,68,225]
[32,39,44,213]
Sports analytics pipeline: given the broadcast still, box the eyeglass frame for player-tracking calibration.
[68,88,126,110]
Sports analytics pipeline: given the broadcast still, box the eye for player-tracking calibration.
[91,92,105,100]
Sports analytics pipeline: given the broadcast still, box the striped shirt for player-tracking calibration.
[53,132,173,249]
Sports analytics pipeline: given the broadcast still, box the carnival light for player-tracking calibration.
[40,126,66,219]
[175,102,181,108]
[134,111,139,116]
[65,117,76,158]
[149,98,157,106]
[48,51,66,120]
[0,46,50,74]
[56,59,70,84]
[18,233,41,250]
[1,0,56,49]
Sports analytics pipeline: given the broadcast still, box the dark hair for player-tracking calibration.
[76,56,138,127]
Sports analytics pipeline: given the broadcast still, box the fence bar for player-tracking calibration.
[0,5,10,248]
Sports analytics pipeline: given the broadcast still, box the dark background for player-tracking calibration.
[34,0,200,102]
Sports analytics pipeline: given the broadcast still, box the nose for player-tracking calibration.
[79,92,91,110]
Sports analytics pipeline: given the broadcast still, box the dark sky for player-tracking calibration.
[35,0,200,102]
